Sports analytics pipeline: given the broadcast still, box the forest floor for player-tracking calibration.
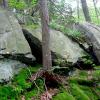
[0,65,100,100]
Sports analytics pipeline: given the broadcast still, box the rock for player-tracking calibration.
[0,59,26,83]
[23,27,84,63]
[0,53,36,65]
[0,8,31,54]
[25,53,36,60]
[75,22,100,63]
[0,8,35,83]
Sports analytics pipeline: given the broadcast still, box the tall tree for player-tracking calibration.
[2,0,8,8]
[93,0,99,24]
[81,0,91,22]
[76,0,80,21]
[39,0,52,70]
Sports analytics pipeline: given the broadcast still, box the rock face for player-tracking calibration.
[0,8,31,54]
[0,8,34,83]
[23,27,84,63]
[0,59,26,83]
[75,22,100,63]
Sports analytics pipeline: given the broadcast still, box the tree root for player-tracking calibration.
[30,68,68,89]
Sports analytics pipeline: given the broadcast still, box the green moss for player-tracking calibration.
[24,78,44,100]
[68,68,100,99]
[13,69,31,89]
[69,78,79,84]
[0,85,19,100]
[26,24,39,29]
[93,70,100,79]
[25,89,38,100]
[79,86,100,100]
[53,91,75,100]
[0,65,43,100]
[13,65,41,88]
[52,85,75,100]
[70,84,90,100]
[0,64,99,100]
[78,71,88,79]
[12,65,44,99]
[79,71,87,76]
[50,21,85,42]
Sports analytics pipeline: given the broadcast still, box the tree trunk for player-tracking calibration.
[93,0,99,24]
[76,0,80,21]
[3,0,8,8]
[39,0,52,70]
[81,0,91,22]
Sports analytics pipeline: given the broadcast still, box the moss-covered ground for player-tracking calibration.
[0,65,100,100]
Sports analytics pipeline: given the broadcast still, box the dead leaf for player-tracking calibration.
[40,89,58,100]
[21,95,25,100]
[40,91,52,100]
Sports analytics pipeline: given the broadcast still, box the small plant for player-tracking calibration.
[8,0,26,10]
[50,21,86,43]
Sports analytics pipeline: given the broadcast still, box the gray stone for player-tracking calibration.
[0,8,31,54]
[75,22,100,63]
[23,27,84,63]
[0,59,26,83]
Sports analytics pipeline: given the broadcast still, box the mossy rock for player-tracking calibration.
[0,65,43,100]
[0,64,99,100]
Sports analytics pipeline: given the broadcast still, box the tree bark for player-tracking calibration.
[39,0,52,70]
[76,0,80,21]
[2,0,8,8]
[81,0,91,22]
[93,0,99,24]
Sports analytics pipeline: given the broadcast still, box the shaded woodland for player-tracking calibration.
[0,0,100,100]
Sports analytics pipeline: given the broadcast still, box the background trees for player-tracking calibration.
[3,0,99,24]
[0,0,100,100]
[93,0,99,23]
[3,0,8,8]
[39,0,52,70]
[81,0,91,22]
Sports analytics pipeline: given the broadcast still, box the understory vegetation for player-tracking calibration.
[0,0,100,100]
[0,65,99,100]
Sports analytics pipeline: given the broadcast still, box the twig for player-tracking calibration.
[43,78,48,92]
[26,67,41,98]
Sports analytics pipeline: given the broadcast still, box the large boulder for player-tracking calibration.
[0,8,35,83]
[75,22,100,63]
[0,59,26,83]
[0,8,31,54]
[23,26,84,63]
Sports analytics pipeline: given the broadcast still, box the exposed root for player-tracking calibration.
[30,68,68,89]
